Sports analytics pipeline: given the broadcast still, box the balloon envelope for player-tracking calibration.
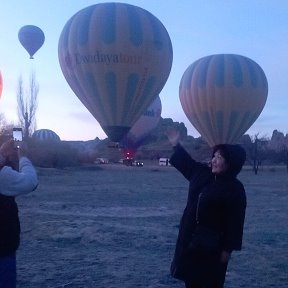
[179,54,268,146]
[18,25,45,59]
[121,96,162,156]
[32,129,61,142]
[58,3,173,142]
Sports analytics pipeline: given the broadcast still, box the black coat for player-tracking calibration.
[170,144,246,282]
[0,194,20,256]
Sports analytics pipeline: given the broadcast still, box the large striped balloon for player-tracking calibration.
[32,129,61,142]
[179,54,268,146]
[58,3,173,142]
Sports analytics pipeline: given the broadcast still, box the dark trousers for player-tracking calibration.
[184,262,228,288]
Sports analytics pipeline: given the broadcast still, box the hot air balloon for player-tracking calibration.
[0,71,3,98]
[32,129,60,142]
[58,3,173,142]
[121,96,162,158]
[18,25,45,59]
[179,54,268,147]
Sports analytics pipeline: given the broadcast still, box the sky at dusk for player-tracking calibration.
[0,0,287,141]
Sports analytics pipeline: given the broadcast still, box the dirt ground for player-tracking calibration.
[15,163,288,288]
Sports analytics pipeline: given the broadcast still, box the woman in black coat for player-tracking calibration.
[167,130,246,288]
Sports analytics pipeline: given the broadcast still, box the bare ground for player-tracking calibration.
[15,164,288,288]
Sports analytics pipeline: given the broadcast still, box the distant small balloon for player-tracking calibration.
[18,25,45,59]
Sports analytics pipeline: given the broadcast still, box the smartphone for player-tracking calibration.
[13,128,23,148]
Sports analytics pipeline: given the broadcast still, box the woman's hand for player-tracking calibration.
[17,141,28,158]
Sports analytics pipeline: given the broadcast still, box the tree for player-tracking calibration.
[280,144,288,173]
[17,71,38,139]
[252,135,261,175]
[0,113,14,144]
[245,133,269,175]
[0,113,9,134]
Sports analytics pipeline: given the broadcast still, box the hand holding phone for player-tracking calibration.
[13,128,23,148]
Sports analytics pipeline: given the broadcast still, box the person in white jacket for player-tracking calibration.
[0,139,38,288]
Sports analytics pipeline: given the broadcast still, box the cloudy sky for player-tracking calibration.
[0,0,287,141]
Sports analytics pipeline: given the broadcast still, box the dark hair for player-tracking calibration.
[213,144,246,176]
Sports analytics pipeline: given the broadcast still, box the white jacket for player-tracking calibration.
[0,157,38,196]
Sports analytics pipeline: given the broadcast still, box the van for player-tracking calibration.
[95,158,109,164]
[159,158,170,166]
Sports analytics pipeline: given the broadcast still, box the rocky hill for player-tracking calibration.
[67,118,288,164]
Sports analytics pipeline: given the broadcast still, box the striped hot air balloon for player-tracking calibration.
[58,2,173,142]
[179,54,268,147]
[32,129,60,142]
[120,96,161,157]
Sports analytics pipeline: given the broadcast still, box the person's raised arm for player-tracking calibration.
[0,139,38,196]
[166,128,208,181]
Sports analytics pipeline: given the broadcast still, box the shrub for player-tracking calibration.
[28,139,79,168]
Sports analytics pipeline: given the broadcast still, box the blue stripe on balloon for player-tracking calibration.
[216,111,224,141]
[258,66,268,90]
[77,7,94,45]
[86,72,108,124]
[100,3,116,44]
[246,58,258,88]
[122,74,139,123]
[127,5,142,46]
[236,111,251,135]
[147,12,163,50]
[203,111,214,140]
[105,72,117,123]
[198,57,211,88]
[227,111,238,139]
[62,18,73,49]
[214,55,225,87]
[181,63,196,89]
[231,56,243,87]
[143,76,156,98]
[128,76,156,124]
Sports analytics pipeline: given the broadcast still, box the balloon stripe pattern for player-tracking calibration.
[179,54,268,146]
[58,3,173,142]
[120,96,162,150]
[32,129,61,142]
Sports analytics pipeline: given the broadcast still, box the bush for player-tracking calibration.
[28,139,79,168]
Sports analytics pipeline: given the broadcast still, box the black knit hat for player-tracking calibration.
[212,144,246,176]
